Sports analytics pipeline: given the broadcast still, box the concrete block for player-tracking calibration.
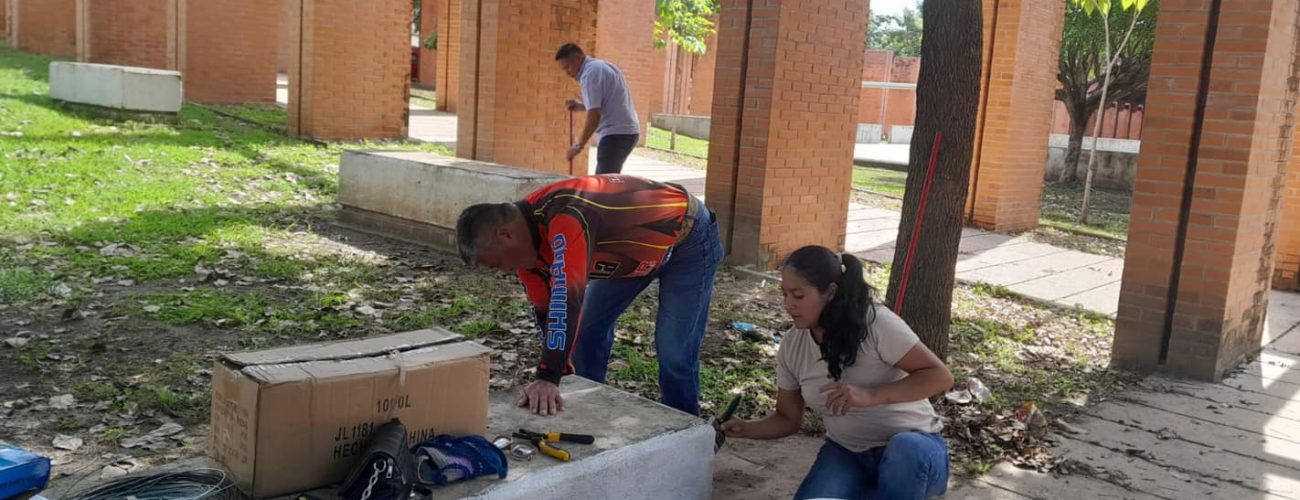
[856,123,883,144]
[337,151,567,252]
[48,62,182,113]
[888,125,914,144]
[437,377,714,499]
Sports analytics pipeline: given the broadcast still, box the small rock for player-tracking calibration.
[4,337,29,348]
[143,305,161,313]
[52,435,83,451]
[1171,470,1191,482]
[356,305,377,316]
[49,394,76,410]
[1156,427,1178,440]
[1053,420,1088,435]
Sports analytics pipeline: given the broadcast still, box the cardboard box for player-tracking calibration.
[210,329,490,498]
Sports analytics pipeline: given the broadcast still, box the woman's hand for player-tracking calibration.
[720,419,752,439]
[818,382,878,415]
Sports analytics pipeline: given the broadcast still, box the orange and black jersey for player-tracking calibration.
[515,175,694,383]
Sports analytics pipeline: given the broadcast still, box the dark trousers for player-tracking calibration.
[595,134,639,174]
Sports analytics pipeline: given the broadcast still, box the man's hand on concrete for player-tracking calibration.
[565,99,586,112]
[518,379,565,416]
[567,143,584,162]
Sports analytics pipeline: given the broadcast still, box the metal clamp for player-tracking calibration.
[508,442,537,461]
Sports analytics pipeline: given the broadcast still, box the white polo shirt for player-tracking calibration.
[578,57,641,139]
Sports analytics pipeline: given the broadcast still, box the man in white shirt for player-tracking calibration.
[556,43,641,174]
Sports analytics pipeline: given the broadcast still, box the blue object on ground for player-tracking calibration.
[0,443,51,500]
[730,322,756,332]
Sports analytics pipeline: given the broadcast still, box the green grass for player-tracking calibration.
[207,104,288,129]
[646,126,710,159]
[0,44,452,304]
[851,165,1133,240]
[852,166,908,198]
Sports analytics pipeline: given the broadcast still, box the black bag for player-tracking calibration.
[339,419,419,500]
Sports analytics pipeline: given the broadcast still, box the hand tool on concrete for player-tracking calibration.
[517,429,595,445]
[509,431,566,462]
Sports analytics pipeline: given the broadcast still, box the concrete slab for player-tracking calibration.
[853,144,910,167]
[408,108,459,149]
[966,462,1162,500]
[1266,291,1300,353]
[954,243,1070,273]
[1067,415,1300,497]
[1056,281,1123,317]
[1124,390,1300,443]
[956,233,1033,254]
[438,378,714,500]
[1009,258,1124,302]
[49,62,182,113]
[1222,371,1300,402]
[1237,352,1300,387]
[958,251,1110,287]
[337,151,565,252]
[1051,435,1281,499]
[853,246,897,264]
[1146,377,1300,423]
[1086,400,1300,473]
[845,228,900,255]
[846,216,902,234]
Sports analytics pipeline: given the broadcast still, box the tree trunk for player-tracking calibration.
[1059,113,1087,184]
[885,0,983,361]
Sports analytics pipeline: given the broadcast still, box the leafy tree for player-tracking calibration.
[868,3,923,57]
[1056,0,1157,224]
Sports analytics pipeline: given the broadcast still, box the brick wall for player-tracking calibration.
[288,0,410,139]
[180,0,277,104]
[595,0,653,142]
[857,49,918,135]
[417,0,437,86]
[457,0,597,174]
[83,0,174,69]
[964,0,1064,232]
[15,0,77,57]
[705,0,868,268]
[435,0,460,111]
[650,37,667,114]
[1114,0,1300,380]
[1274,129,1300,290]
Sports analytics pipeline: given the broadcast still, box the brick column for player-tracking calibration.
[595,0,654,144]
[1276,133,1300,291]
[704,0,869,269]
[964,0,1065,232]
[287,0,410,139]
[435,0,461,112]
[178,0,277,104]
[417,0,438,86]
[457,0,597,174]
[1113,0,1300,380]
[12,0,77,57]
[81,0,177,70]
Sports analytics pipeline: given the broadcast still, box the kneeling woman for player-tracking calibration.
[722,245,954,500]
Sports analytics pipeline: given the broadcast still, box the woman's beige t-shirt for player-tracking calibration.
[776,304,943,452]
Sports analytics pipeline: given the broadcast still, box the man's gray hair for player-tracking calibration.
[455,203,518,265]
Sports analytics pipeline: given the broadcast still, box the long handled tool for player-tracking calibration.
[568,109,576,175]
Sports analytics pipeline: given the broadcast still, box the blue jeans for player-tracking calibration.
[570,203,722,415]
[794,432,950,500]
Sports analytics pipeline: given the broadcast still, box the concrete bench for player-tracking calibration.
[48,62,183,113]
[338,151,567,253]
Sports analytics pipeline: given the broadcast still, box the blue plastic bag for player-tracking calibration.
[0,443,50,500]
